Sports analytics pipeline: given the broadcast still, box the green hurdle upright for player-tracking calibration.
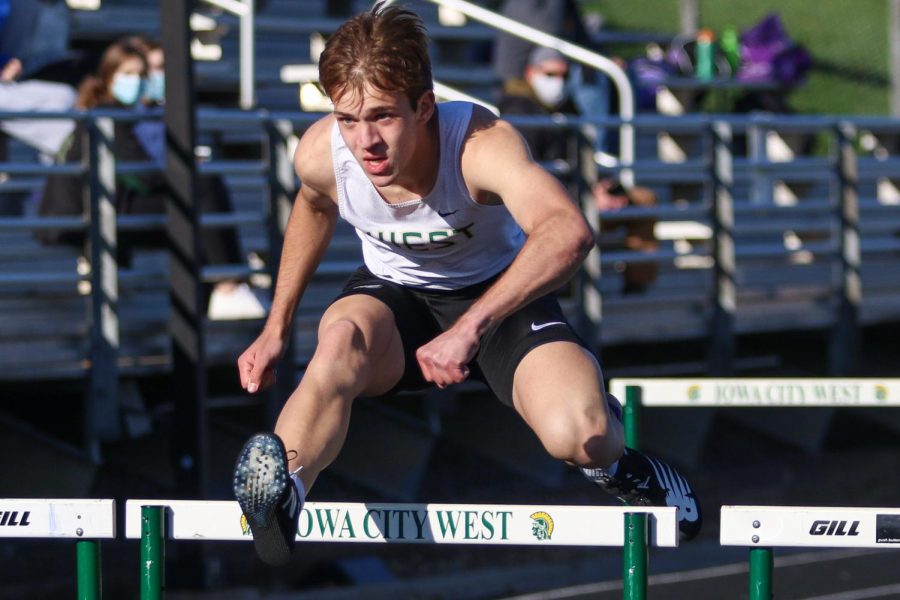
[0,499,116,599]
[622,384,642,449]
[141,505,166,600]
[128,500,678,598]
[721,505,900,599]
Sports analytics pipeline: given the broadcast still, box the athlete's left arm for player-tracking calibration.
[459,109,594,331]
[415,108,594,388]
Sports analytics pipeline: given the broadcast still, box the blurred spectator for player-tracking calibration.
[493,0,617,155]
[0,0,77,161]
[593,179,659,294]
[0,56,76,159]
[37,37,266,320]
[498,47,576,161]
[0,0,74,82]
[501,47,659,294]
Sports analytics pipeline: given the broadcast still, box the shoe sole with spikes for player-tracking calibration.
[233,432,300,566]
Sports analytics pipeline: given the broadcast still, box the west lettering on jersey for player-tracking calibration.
[366,222,476,251]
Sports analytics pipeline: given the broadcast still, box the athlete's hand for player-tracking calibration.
[416,325,480,389]
[237,330,286,393]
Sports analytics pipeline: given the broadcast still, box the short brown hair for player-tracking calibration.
[318,2,433,109]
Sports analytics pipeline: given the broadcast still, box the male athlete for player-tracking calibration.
[233,3,701,566]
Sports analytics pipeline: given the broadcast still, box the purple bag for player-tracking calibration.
[628,56,676,110]
[738,13,811,85]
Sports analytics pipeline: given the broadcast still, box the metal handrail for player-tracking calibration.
[384,0,637,183]
[198,0,255,109]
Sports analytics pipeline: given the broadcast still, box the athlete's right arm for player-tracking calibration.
[238,116,339,393]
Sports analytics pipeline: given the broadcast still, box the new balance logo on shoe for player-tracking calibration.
[581,448,703,541]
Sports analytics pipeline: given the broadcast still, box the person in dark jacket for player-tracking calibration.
[497,46,577,162]
[37,38,266,319]
[500,47,659,294]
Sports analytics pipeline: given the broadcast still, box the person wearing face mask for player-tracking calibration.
[499,47,659,295]
[142,40,165,106]
[36,38,266,320]
[497,47,576,163]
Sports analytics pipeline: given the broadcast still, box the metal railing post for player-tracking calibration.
[199,0,255,108]
[265,118,297,422]
[140,505,166,600]
[831,121,861,375]
[578,125,603,347]
[76,539,102,600]
[87,116,120,461]
[710,120,736,374]
[239,0,256,109]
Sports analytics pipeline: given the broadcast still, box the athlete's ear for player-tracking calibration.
[415,91,436,123]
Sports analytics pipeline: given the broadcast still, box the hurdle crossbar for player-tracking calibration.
[610,378,900,408]
[0,499,116,600]
[721,505,900,600]
[609,378,900,449]
[125,499,678,546]
[127,500,677,600]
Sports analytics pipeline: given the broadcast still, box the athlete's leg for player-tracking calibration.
[274,294,405,492]
[511,341,624,468]
[509,337,701,541]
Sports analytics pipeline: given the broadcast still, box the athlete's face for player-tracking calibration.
[332,84,435,188]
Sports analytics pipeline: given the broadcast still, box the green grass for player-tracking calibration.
[581,0,891,114]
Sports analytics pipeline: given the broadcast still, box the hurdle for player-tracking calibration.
[609,378,900,449]
[0,498,116,600]
[721,505,900,600]
[125,500,679,599]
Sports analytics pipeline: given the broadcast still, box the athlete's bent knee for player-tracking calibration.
[539,411,623,467]
[313,318,374,371]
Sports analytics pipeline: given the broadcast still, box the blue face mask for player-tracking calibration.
[111,73,143,106]
[145,71,165,103]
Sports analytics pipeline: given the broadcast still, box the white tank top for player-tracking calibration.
[332,101,525,290]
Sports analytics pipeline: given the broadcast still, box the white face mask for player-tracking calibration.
[531,73,567,108]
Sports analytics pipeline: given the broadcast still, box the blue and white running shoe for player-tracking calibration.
[233,432,301,566]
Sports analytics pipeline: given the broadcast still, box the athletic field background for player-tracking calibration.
[582,0,890,115]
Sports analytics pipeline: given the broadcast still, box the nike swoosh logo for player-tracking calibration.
[353,284,383,290]
[530,321,566,332]
[437,209,458,217]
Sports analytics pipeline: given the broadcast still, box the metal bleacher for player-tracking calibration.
[2,0,900,500]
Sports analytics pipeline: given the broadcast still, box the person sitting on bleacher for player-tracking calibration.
[0,0,77,162]
[36,37,267,320]
[499,47,659,294]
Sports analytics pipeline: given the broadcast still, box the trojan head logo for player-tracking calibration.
[687,385,701,402]
[530,511,554,541]
[875,385,888,402]
[240,514,251,536]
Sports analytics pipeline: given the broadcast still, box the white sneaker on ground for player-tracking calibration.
[208,282,268,320]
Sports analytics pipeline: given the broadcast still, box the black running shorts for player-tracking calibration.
[334,266,594,407]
